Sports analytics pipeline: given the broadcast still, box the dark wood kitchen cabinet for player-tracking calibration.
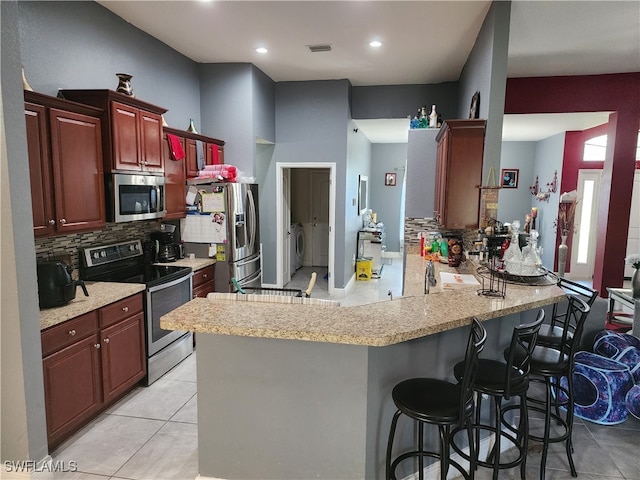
[59,90,167,174]
[24,91,105,237]
[434,119,486,229]
[162,132,186,219]
[192,265,215,298]
[41,293,145,449]
[163,127,225,179]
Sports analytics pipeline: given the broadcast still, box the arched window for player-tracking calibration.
[583,131,640,161]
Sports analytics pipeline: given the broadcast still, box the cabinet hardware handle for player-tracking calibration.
[104,338,110,344]
[94,343,101,349]
[59,218,66,225]
[68,329,76,336]
[48,219,56,225]
[202,274,208,279]
[122,306,129,312]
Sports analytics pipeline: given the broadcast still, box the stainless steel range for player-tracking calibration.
[80,240,193,385]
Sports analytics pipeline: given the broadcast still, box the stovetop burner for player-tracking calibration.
[80,240,191,288]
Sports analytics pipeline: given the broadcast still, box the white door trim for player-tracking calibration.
[276,162,336,296]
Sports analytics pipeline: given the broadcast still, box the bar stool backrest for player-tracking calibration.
[550,278,597,331]
[555,295,591,357]
[457,318,487,425]
[503,309,545,399]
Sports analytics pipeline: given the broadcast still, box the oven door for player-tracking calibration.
[146,273,192,356]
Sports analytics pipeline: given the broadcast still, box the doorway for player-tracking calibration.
[570,170,602,279]
[276,162,336,295]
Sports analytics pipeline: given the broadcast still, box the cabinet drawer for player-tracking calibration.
[193,266,214,288]
[99,293,143,328]
[193,280,214,299]
[41,311,99,357]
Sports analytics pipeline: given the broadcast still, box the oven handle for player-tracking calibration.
[147,272,193,293]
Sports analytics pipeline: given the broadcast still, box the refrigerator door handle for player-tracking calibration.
[237,269,261,287]
[236,253,260,268]
[246,188,257,253]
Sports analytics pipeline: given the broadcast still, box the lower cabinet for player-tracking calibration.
[192,265,215,298]
[41,293,145,448]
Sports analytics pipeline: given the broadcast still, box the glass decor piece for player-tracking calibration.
[115,73,134,97]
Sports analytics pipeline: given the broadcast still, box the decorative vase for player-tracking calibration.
[187,118,198,134]
[557,235,568,277]
[21,67,33,91]
[632,268,640,299]
[115,73,135,97]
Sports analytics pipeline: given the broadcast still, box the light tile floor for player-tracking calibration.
[37,260,640,479]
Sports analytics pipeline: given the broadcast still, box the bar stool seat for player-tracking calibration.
[451,311,545,480]
[386,319,487,480]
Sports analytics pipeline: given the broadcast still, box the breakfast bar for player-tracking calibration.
[161,256,565,479]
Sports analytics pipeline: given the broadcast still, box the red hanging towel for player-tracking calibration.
[210,144,220,165]
[166,133,185,161]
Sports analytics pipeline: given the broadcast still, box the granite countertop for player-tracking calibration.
[40,282,146,331]
[155,257,216,271]
[161,254,566,347]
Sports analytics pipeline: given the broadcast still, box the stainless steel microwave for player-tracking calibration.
[106,173,166,222]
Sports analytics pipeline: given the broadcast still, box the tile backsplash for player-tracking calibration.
[404,217,477,251]
[35,220,171,272]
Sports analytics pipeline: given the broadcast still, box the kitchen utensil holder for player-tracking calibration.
[478,256,506,298]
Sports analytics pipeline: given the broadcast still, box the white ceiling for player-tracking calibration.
[98,0,639,143]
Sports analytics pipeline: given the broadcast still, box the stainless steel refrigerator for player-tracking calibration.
[180,182,261,291]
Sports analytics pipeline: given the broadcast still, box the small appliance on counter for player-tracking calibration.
[149,224,184,263]
[37,259,89,309]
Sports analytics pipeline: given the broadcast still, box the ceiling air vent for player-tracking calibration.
[307,44,332,53]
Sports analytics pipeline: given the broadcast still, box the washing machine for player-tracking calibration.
[290,223,304,272]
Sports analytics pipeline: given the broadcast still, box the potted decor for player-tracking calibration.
[554,192,578,277]
[626,254,640,298]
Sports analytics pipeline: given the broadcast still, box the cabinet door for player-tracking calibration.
[193,280,214,299]
[42,334,102,448]
[205,143,224,166]
[100,313,146,403]
[139,111,163,172]
[25,102,55,237]
[163,134,186,219]
[111,101,141,171]
[184,138,199,178]
[49,108,105,233]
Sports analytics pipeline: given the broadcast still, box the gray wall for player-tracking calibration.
[458,1,511,186]
[405,128,439,219]
[1,0,49,463]
[498,141,537,225]
[352,83,459,121]
[370,144,407,254]
[17,1,200,129]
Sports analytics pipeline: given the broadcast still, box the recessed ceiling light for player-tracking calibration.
[369,40,382,48]
[255,47,268,54]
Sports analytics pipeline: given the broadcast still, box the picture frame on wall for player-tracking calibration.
[501,169,519,188]
[385,172,396,186]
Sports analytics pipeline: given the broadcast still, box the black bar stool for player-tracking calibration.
[451,310,545,480]
[505,295,590,480]
[537,278,597,348]
[385,318,487,480]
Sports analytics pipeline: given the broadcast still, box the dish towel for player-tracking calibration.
[195,140,205,171]
[210,144,220,165]
[166,133,185,161]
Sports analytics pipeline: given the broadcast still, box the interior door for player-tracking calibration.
[570,170,602,279]
[311,170,329,267]
[282,169,292,284]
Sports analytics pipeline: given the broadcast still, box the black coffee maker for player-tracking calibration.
[150,230,177,262]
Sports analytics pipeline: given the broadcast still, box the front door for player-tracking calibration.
[570,170,602,279]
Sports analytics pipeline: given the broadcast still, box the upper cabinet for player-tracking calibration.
[434,119,486,230]
[25,91,105,237]
[59,90,167,174]
[163,127,225,179]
